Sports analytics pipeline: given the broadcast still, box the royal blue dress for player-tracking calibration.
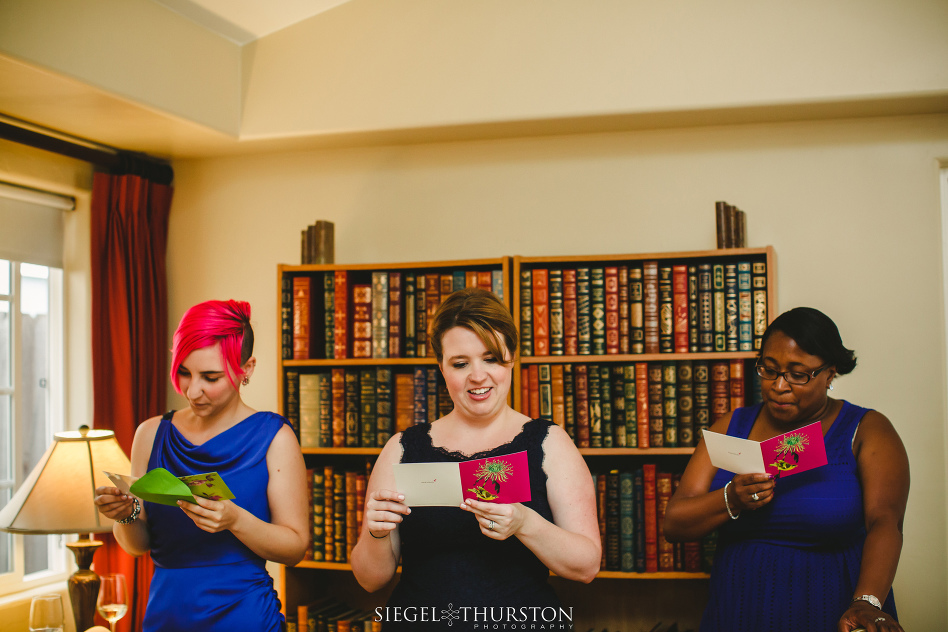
[142,411,287,632]
[702,401,898,631]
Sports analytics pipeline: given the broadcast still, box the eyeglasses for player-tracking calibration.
[755,363,827,385]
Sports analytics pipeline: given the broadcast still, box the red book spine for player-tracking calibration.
[465,270,477,289]
[292,276,312,360]
[618,265,630,354]
[520,366,530,416]
[643,463,658,573]
[425,273,441,347]
[642,261,660,354]
[656,472,674,572]
[604,266,619,355]
[730,358,745,411]
[477,270,493,291]
[574,364,590,448]
[672,264,689,353]
[635,362,650,449]
[563,269,578,356]
[532,269,550,356]
[351,284,372,359]
[551,364,565,428]
[331,368,346,448]
[710,361,731,424]
[528,364,540,419]
[333,270,348,359]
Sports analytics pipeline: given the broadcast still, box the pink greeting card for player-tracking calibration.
[702,421,827,479]
[394,450,531,506]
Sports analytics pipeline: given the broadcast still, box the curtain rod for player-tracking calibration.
[0,115,174,186]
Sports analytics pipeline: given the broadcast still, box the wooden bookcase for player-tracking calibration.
[275,247,777,631]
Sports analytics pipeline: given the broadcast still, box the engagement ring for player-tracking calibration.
[752,492,759,501]
[488,520,494,531]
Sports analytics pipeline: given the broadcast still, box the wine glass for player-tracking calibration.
[96,573,128,632]
[28,594,64,632]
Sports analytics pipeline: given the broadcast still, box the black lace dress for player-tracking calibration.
[380,419,562,631]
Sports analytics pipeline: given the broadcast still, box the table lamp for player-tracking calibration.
[0,425,132,631]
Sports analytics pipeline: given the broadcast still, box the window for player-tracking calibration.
[0,183,69,592]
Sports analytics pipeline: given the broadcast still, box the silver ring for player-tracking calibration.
[752,492,759,501]
[875,617,886,623]
[487,520,494,531]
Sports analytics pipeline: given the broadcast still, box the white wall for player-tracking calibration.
[167,113,948,629]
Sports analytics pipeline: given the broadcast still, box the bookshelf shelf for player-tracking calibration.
[276,247,777,631]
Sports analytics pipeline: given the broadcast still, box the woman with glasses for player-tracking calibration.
[664,307,909,632]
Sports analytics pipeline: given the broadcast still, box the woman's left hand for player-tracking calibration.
[838,601,903,632]
[177,496,239,534]
[460,498,525,540]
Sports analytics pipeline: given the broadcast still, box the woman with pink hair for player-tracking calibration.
[95,299,309,632]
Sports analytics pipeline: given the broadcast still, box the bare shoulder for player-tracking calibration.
[853,409,904,453]
[377,432,405,465]
[542,423,576,452]
[130,415,164,475]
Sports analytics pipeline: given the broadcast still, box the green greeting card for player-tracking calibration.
[106,468,235,506]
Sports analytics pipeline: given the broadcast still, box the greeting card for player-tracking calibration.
[394,450,531,507]
[105,468,236,506]
[702,421,827,479]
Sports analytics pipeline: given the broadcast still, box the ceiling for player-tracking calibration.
[149,0,354,44]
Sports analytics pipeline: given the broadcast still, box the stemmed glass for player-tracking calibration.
[96,573,129,632]
[28,594,64,632]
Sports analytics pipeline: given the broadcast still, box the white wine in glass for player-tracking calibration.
[29,594,64,632]
[96,573,129,632]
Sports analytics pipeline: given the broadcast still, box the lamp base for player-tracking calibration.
[66,535,104,632]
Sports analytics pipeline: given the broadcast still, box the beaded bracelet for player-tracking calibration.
[116,497,141,525]
[723,480,740,520]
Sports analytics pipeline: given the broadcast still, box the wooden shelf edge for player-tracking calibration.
[278,258,509,273]
[579,447,695,456]
[291,562,708,581]
[518,351,759,363]
[302,447,383,455]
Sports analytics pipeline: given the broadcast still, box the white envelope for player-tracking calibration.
[393,462,464,507]
[701,430,767,474]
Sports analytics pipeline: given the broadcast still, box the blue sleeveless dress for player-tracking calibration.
[382,419,561,631]
[142,411,287,632]
[702,401,898,631]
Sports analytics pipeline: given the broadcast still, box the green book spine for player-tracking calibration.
[371,271,389,359]
[712,263,726,352]
[323,272,335,359]
[344,370,360,447]
[628,265,644,354]
[647,362,664,447]
[359,369,377,448]
[724,263,739,352]
[623,364,637,448]
[311,469,325,562]
[590,268,606,356]
[548,269,565,356]
[404,272,416,357]
[752,260,768,351]
[599,365,613,448]
[606,470,621,571]
[576,268,591,355]
[677,360,694,448]
[611,365,626,448]
[662,360,678,447]
[587,364,602,448]
[538,363,553,420]
[281,274,293,360]
[619,471,635,572]
[520,269,533,356]
[563,363,576,441]
[317,372,332,449]
[376,366,393,446]
[285,369,300,441]
[658,265,674,353]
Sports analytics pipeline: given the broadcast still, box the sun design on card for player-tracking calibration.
[467,458,512,501]
[768,432,809,478]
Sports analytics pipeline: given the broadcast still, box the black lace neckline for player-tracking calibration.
[423,418,546,460]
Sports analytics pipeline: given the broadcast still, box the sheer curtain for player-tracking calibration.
[90,168,172,632]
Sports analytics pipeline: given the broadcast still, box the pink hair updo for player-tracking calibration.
[170,299,254,393]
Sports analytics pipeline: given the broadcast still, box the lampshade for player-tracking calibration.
[0,426,131,534]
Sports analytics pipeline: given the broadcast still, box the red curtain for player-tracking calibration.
[90,171,172,632]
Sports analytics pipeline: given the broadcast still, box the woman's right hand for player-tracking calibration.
[94,486,137,522]
[363,489,410,538]
[729,473,776,512]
